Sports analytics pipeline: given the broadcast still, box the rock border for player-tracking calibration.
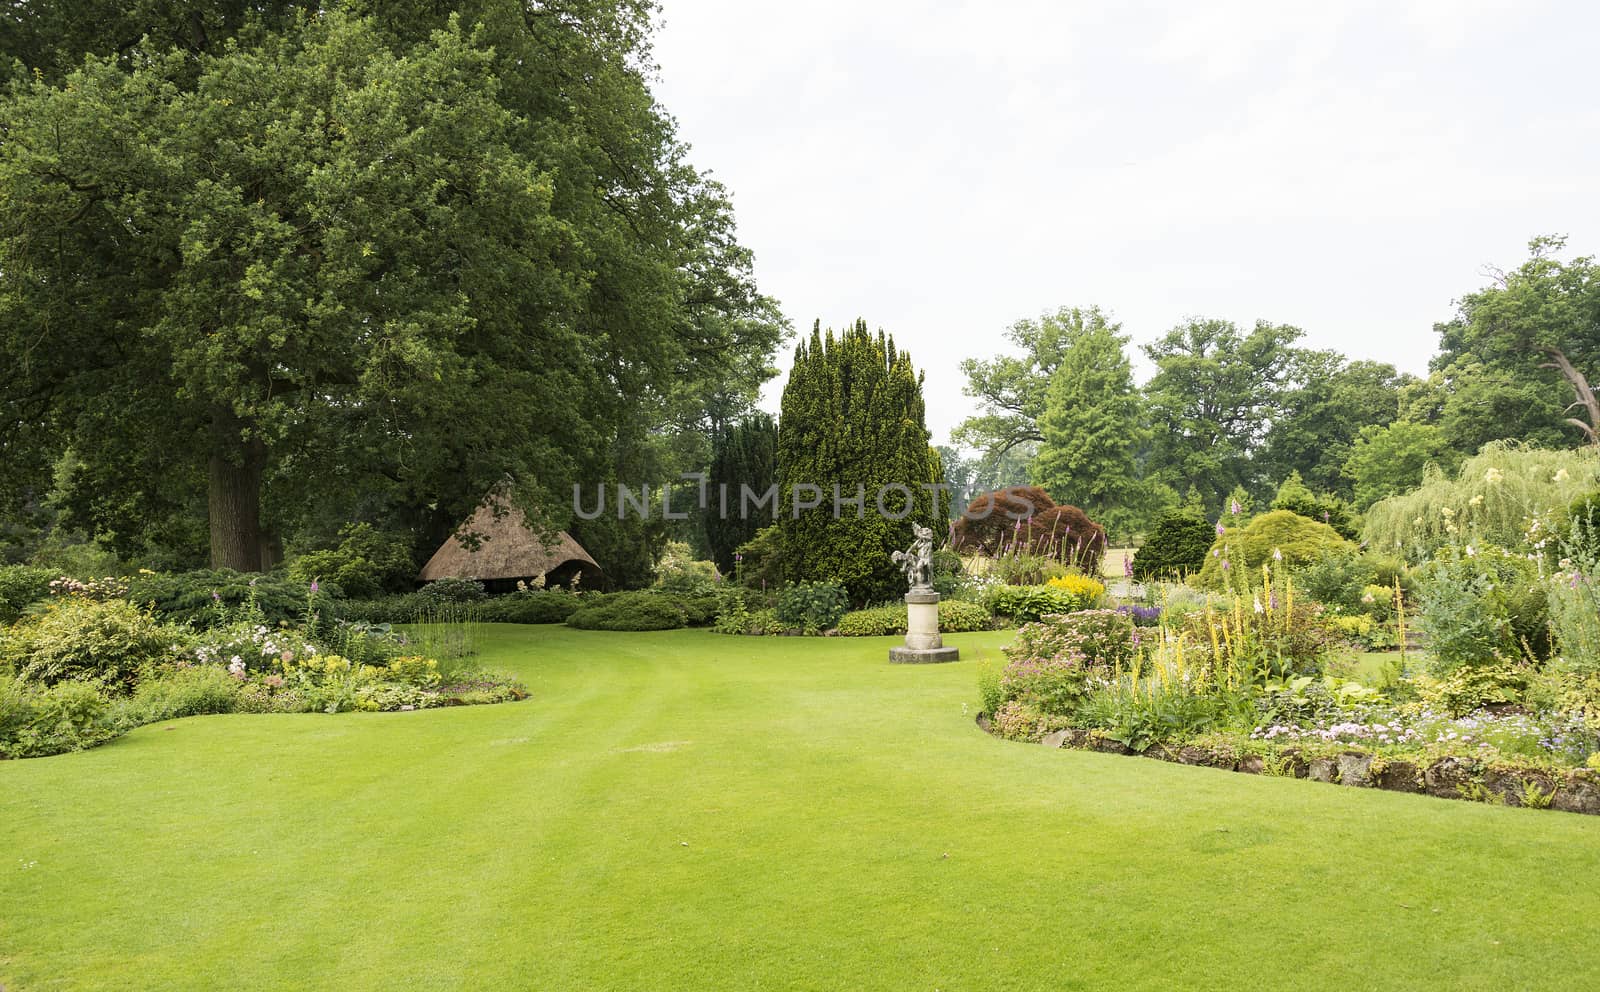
[978,715,1600,815]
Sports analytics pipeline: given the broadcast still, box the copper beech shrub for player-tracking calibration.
[950,486,1106,575]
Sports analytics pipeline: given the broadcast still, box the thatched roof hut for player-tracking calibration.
[419,497,602,590]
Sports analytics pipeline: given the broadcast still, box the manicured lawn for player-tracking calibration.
[3,626,1599,991]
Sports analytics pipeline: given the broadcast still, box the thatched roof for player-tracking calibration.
[419,497,601,585]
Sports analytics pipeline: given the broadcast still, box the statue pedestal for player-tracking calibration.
[889,591,960,664]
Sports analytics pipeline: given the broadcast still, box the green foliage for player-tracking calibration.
[1141,318,1304,515]
[652,542,721,595]
[127,569,324,629]
[1006,610,1137,669]
[566,591,687,632]
[478,591,583,625]
[732,525,785,591]
[1258,355,1410,499]
[288,524,416,599]
[1416,546,1550,671]
[1344,420,1454,511]
[777,320,941,605]
[1416,664,1529,717]
[984,585,1100,624]
[0,677,116,758]
[417,578,487,604]
[0,564,54,623]
[1270,471,1358,540]
[833,600,992,637]
[705,414,779,574]
[1433,236,1600,446]
[1029,318,1151,539]
[954,306,1120,461]
[125,665,241,723]
[0,598,180,690]
[1294,548,1410,614]
[0,6,787,573]
[775,582,850,634]
[1130,505,1213,580]
[1362,443,1598,557]
[1195,510,1354,590]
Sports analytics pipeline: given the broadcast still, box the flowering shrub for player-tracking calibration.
[190,622,320,676]
[1416,545,1549,670]
[998,650,1093,715]
[1045,573,1105,603]
[47,574,129,601]
[990,699,1073,741]
[1115,604,1162,627]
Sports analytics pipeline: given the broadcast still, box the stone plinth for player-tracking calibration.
[889,590,959,663]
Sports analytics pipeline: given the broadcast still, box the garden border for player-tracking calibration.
[976,714,1600,816]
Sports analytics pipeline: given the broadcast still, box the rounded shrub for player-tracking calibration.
[0,565,55,624]
[950,487,1107,575]
[1130,506,1212,580]
[1195,510,1354,590]
[833,600,993,637]
[566,591,686,631]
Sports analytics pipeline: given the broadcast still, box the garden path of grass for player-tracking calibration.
[3,625,1599,991]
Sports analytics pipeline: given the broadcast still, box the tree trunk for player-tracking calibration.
[208,430,267,572]
[1541,346,1600,444]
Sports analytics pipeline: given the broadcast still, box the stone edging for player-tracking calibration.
[975,714,1600,815]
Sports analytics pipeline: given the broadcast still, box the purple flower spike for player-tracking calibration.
[1231,499,1241,515]
[1215,521,1225,536]
[310,579,319,594]
[211,590,221,602]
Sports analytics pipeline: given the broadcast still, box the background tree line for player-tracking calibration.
[951,237,1600,540]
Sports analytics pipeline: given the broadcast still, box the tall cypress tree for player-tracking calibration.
[777,320,940,605]
[705,412,779,573]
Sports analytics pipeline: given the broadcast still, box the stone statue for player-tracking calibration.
[892,523,936,593]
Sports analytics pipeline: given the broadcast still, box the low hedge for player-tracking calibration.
[835,600,992,637]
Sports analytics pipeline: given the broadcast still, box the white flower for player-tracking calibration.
[1555,468,1570,483]
[1272,548,1282,561]
[1484,468,1503,484]
[1252,596,1263,614]
[1465,545,1476,557]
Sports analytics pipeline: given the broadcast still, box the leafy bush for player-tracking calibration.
[127,569,326,629]
[476,590,583,624]
[0,598,181,690]
[1131,505,1213,580]
[417,577,487,603]
[984,584,1099,624]
[653,542,721,594]
[1416,664,1529,717]
[1294,548,1410,614]
[189,621,320,676]
[1416,545,1550,671]
[0,676,116,758]
[775,582,850,633]
[287,523,416,598]
[125,665,241,722]
[1006,609,1137,670]
[566,591,686,631]
[0,564,54,623]
[1195,510,1355,591]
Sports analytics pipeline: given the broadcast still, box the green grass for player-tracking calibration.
[3,626,1599,990]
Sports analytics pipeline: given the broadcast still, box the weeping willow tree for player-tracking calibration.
[1362,442,1600,559]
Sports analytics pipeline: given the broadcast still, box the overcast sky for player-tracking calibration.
[652,0,1600,447]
